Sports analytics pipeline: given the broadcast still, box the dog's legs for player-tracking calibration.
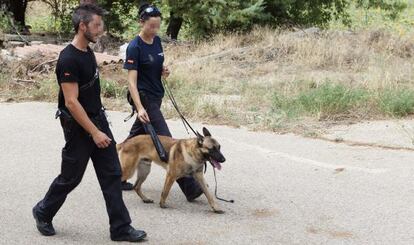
[134,159,153,203]
[193,171,224,214]
[159,172,176,209]
[119,151,138,182]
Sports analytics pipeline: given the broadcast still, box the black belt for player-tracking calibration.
[55,107,105,120]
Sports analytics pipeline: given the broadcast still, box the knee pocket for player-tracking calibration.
[60,149,82,183]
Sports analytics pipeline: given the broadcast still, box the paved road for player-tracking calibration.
[1,102,413,245]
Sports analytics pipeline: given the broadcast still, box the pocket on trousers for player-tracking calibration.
[60,117,78,142]
[61,149,78,180]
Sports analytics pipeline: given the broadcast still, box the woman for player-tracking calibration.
[122,4,202,201]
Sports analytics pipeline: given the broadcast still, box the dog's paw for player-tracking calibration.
[159,203,168,209]
[213,209,225,214]
[143,199,154,204]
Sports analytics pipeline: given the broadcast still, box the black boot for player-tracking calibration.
[186,190,203,202]
[32,206,55,236]
[121,181,134,191]
[176,177,203,202]
[111,226,147,242]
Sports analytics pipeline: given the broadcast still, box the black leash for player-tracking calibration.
[212,166,235,203]
[161,78,198,137]
[162,78,208,172]
[162,78,234,204]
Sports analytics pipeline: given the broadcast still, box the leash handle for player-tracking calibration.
[143,122,169,162]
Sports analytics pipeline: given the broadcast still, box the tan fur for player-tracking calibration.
[117,134,224,214]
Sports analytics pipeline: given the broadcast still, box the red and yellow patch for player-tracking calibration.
[127,59,134,64]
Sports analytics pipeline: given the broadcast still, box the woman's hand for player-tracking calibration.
[162,66,170,78]
[138,107,150,123]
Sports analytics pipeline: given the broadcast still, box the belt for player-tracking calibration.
[55,107,106,120]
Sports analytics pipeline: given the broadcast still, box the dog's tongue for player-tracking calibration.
[210,159,222,170]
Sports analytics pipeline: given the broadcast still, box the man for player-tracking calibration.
[32,4,146,242]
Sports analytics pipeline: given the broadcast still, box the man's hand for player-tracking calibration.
[138,107,150,124]
[92,130,112,148]
[162,66,170,78]
[61,82,109,148]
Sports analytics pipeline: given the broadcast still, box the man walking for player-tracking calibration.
[32,4,146,242]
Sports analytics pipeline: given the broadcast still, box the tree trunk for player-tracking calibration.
[166,11,183,40]
[7,0,28,28]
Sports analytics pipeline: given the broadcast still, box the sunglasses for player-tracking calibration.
[140,6,161,19]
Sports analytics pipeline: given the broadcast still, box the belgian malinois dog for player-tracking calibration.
[117,127,226,214]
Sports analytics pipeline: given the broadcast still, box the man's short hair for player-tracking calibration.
[72,4,104,33]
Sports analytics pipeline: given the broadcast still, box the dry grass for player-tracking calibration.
[161,27,414,133]
[1,27,414,134]
[166,27,414,89]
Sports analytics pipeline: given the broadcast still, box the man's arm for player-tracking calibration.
[61,82,111,148]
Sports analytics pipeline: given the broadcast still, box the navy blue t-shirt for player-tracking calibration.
[123,35,165,99]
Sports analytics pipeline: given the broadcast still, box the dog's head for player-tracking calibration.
[196,127,226,170]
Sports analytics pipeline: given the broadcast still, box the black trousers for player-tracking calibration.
[34,112,131,236]
[126,96,201,197]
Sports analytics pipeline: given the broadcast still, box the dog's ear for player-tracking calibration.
[202,127,211,137]
[196,131,204,146]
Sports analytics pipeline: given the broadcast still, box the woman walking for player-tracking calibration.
[121,4,203,202]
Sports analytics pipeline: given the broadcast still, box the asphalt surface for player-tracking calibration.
[1,102,413,245]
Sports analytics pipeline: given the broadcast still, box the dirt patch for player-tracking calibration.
[334,168,346,173]
[306,227,353,239]
[252,208,279,218]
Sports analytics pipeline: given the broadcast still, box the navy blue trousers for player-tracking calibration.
[34,112,132,236]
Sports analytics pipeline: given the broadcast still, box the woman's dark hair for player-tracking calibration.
[72,4,104,33]
[138,3,162,21]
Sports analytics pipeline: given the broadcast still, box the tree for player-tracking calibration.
[166,11,183,40]
[264,0,350,27]
[162,0,350,39]
[356,0,407,20]
[163,0,268,38]
[39,0,78,33]
[1,0,30,33]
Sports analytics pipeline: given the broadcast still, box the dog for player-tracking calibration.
[116,127,226,214]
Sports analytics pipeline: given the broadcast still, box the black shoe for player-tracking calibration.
[111,226,147,242]
[186,188,203,202]
[32,206,55,236]
[121,181,134,191]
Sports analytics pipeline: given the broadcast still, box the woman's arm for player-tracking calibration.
[127,70,150,123]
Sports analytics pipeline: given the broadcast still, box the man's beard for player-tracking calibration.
[84,30,97,43]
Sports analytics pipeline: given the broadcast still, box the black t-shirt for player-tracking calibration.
[123,35,165,99]
[56,44,102,115]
